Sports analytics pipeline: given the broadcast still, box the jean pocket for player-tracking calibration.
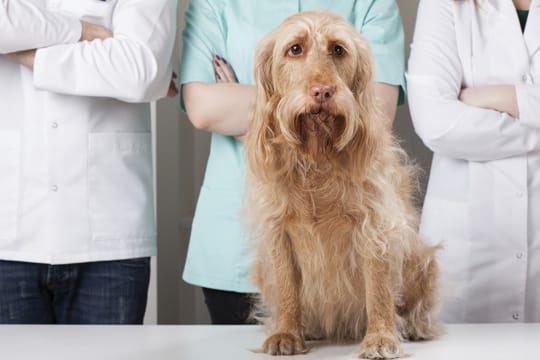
[88,132,156,242]
[0,132,20,241]
[117,257,151,269]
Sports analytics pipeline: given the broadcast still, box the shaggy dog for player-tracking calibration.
[244,10,441,359]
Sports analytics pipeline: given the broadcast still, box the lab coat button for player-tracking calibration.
[516,252,524,259]
[521,74,533,84]
[51,122,58,129]
[50,185,58,192]
[512,312,520,320]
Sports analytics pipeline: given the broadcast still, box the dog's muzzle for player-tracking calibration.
[295,112,346,160]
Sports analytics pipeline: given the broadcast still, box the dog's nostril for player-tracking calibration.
[310,86,335,102]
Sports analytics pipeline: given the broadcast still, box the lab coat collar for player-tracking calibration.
[481,0,539,11]
[524,1,540,57]
[481,0,540,57]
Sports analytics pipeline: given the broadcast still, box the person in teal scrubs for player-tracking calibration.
[179,0,406,324]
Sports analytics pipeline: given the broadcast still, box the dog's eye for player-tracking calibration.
[288,44,303,56]
[332,45,345,56]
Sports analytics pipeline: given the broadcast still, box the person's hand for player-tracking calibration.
[213,55,245,141]
[167,72,178,97]
[214,55,238,83]
[80,20,113,41]
[4,49,36,69]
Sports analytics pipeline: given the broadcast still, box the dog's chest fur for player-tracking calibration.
[288,162,360,222]
[290,217,369,341]
[284,170,370,340]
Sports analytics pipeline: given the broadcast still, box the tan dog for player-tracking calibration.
[245,10,441,359]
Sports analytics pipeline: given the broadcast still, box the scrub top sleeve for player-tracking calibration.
[357,0,406,104]
[179,0,225,110]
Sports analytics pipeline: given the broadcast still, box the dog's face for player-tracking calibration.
[254,11,375,161]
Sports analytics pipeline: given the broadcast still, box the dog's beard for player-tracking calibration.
[295,112,346,161]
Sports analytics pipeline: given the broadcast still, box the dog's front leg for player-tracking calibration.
[358,255,402,359]
[262,232,307,356]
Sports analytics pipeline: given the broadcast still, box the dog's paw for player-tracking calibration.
[358,332,403,359]
[262,332,308,356]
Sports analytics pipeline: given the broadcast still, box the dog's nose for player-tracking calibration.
[310,85,335,103]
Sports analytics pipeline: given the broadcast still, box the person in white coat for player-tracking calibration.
[408,0,540,323]
[0,0,176,324]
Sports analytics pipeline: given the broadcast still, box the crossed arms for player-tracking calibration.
[1,0,177,102]
[4,21,112,69]
[408,0,540,162]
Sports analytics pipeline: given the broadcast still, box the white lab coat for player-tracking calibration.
[408,0,540,322]
[0,0,176,264]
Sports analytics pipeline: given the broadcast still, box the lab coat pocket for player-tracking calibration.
[0,132,20,241]
[88,132,155,243]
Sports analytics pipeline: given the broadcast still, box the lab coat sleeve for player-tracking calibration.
[516,84,540,129]
[32,0,177,103]
[0,0,81,54]
[408,0,540,162]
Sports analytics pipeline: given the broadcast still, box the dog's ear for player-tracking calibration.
[247,34,280,183]
[344,34,382,172]
[350,36,374,103]
[254,35,276,102]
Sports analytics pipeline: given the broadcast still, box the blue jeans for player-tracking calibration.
[0,258,150,324]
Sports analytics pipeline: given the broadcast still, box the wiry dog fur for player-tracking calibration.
[245,10,441,359]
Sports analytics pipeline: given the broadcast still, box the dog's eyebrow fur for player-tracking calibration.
[281,33,309,53]
[326,38,352,53]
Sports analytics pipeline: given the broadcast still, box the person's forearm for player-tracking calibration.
[374,83,399,127]
[183,82,256,136]
[4,49,36,69]
[459,85,519,118]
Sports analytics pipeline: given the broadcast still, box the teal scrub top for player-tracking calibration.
[180,0,406,293]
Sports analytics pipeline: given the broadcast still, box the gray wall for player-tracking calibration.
[393,0,431,194]
[155,0,428,325]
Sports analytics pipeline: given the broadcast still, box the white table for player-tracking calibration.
[0,324,538,360]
